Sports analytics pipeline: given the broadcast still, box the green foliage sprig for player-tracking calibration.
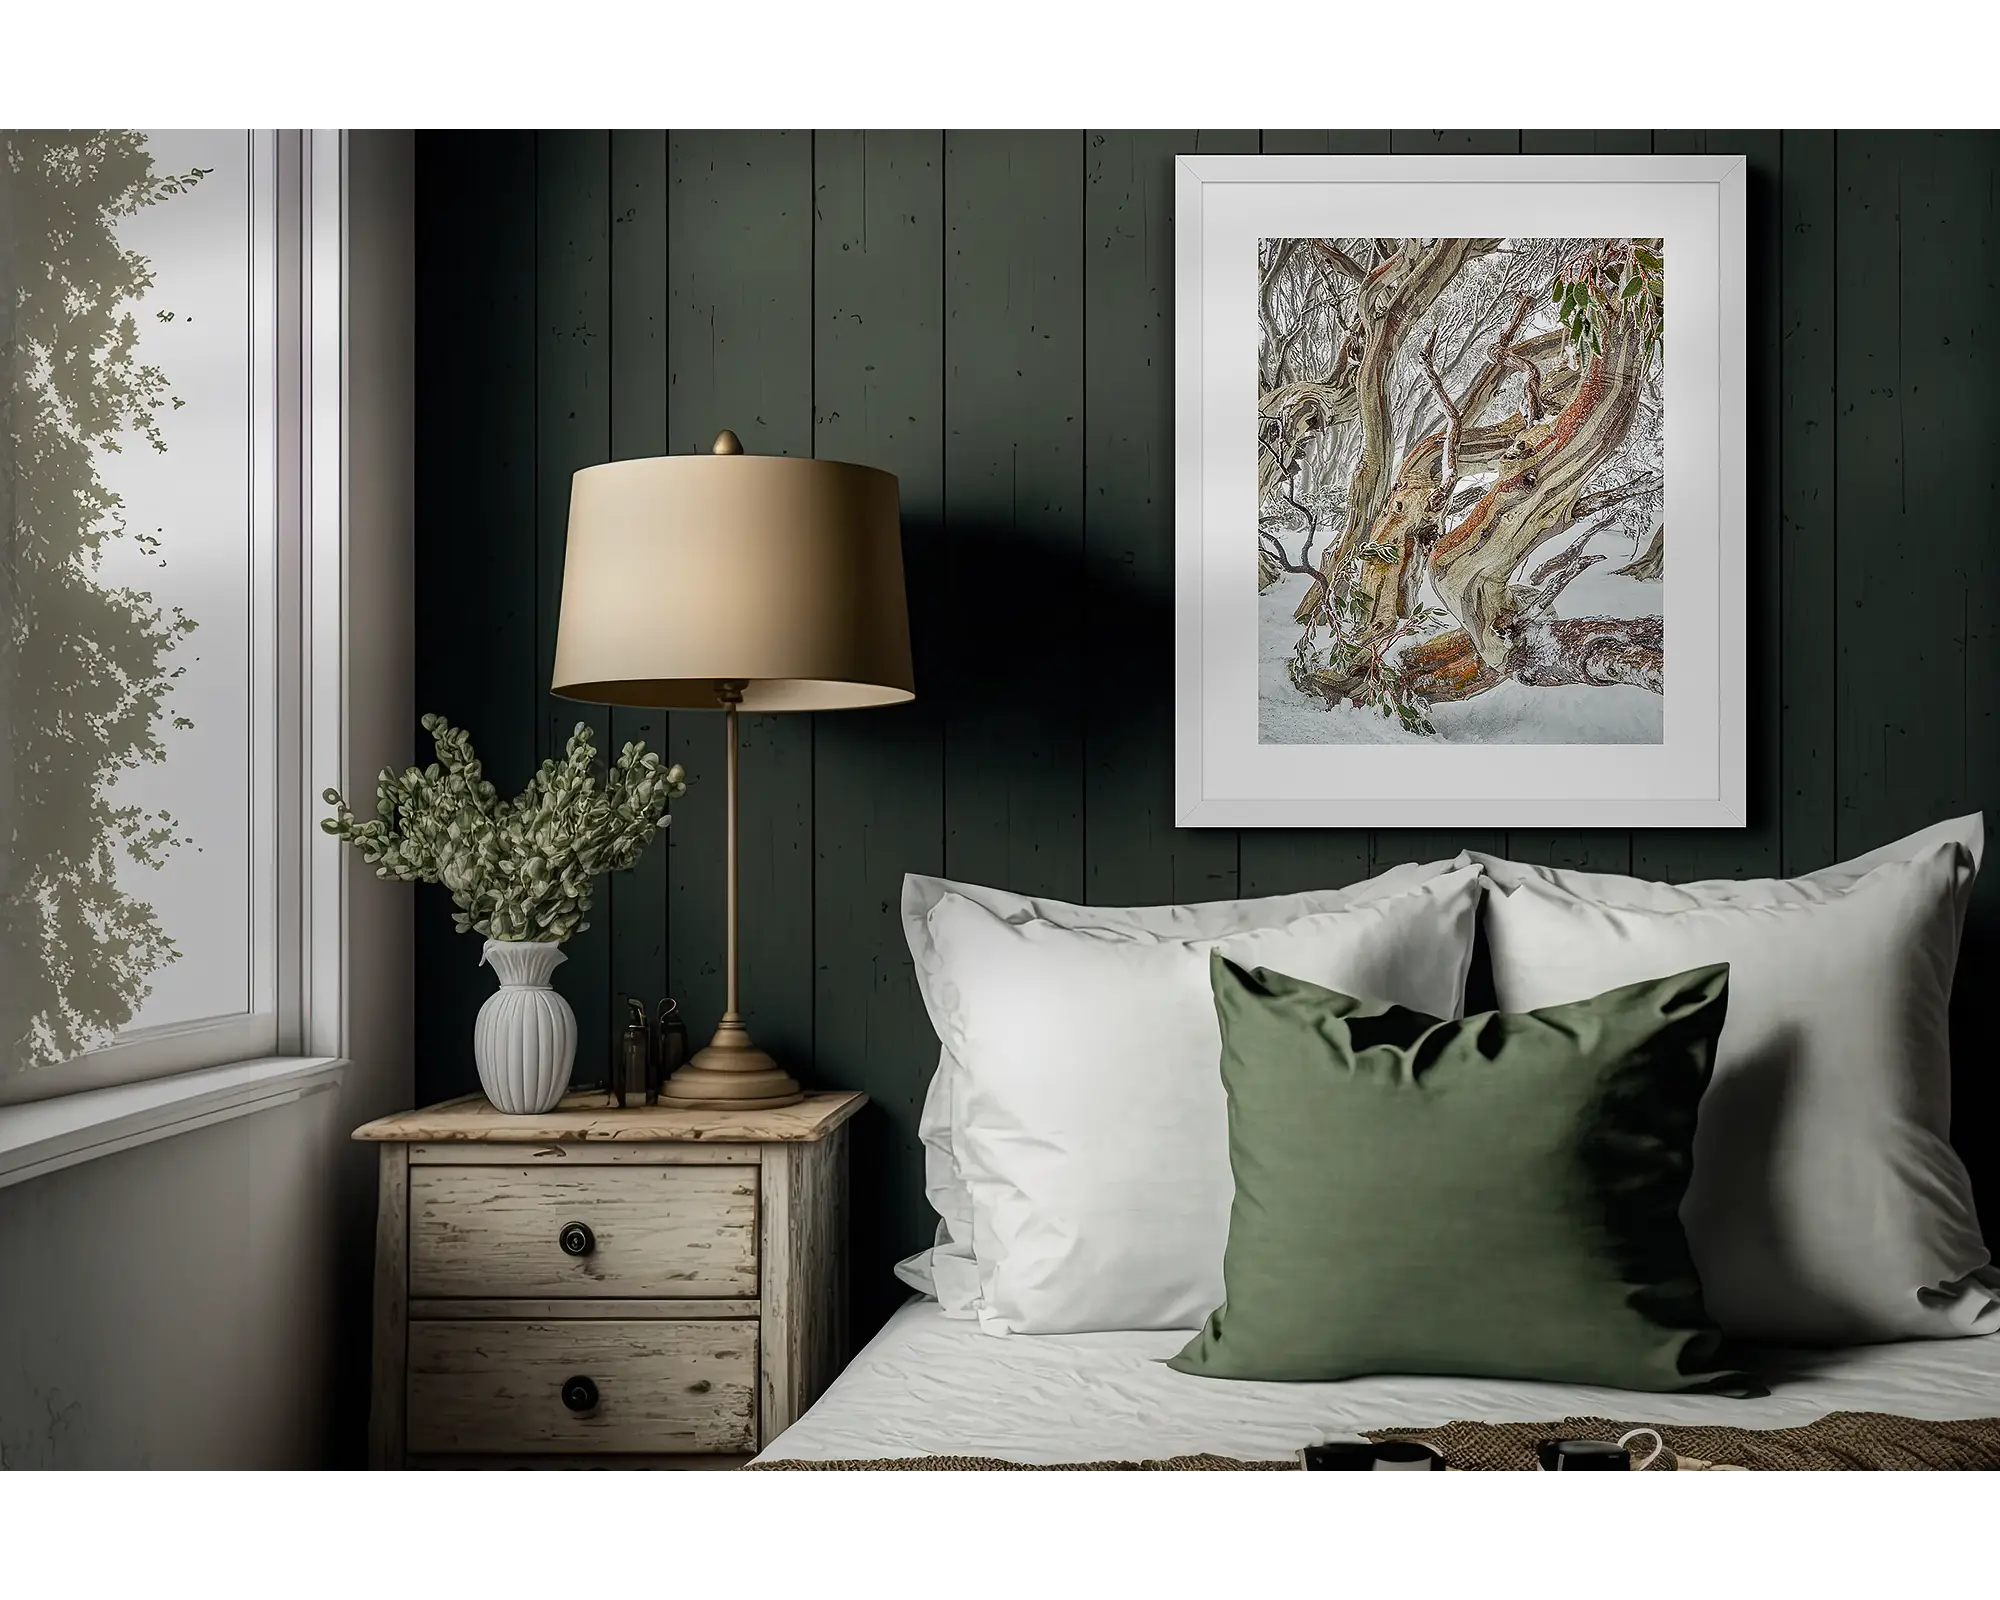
[321,715,687,943]
[1553,237,1664,370]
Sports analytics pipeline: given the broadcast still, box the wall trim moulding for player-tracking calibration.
[0,1055,347,1191]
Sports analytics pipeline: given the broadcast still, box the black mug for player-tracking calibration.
[1302,1439,1446,1472]
[1535,1429,1665,1471]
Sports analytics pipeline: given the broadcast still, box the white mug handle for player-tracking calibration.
[1618,1427,1665,1470]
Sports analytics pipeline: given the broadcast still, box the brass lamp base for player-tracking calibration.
[657,1015,803,1110]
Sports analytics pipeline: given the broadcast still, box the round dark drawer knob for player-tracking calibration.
[558,1221,595,1257]
[561,1375,599,1414]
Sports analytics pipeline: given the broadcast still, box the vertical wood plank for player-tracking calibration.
[1236,838,1372,898]
[608,130,671,1031]
[942,131,1086,899]
[1522,131,1654,154]
[666,132,816,1072]
[1890,133,2000,1227]
[1237,130,1391,895]
[757,1130,849,1447]
[367,1143,408,1469]
[1392,131,1522,154]
[812,129,946,1336]
[1866,131,1981,835]
[1780,132,1839,875]
[414,133,539,1103]
[755,1140,791,1446]
[1837,132,1959,857]
[1258,132,1393,155]
[1084,130,1254,908]
[538,132,614,1085]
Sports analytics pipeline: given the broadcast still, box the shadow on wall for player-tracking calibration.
[829,512,1102,1337]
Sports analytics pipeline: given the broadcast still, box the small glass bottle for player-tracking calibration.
[614,997,652,1108]
[656,997,689,1102]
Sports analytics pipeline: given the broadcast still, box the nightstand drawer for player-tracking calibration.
[408,1165,757,1299]
[407,1319,758,1455]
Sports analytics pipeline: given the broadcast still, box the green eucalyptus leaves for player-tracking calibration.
[321,714,687,943]
[1552,236,1664,371]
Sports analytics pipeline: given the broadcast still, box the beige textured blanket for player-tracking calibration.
[746,1411,2000,1471]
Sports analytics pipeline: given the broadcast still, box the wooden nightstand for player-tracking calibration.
[353,1089,863,1468]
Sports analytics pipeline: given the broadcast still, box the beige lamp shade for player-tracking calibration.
[551,447,914,710]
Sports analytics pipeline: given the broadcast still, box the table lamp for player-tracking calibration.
[552,430,913,1108]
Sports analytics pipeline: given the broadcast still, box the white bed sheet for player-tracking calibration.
[760,1299,2000,1463]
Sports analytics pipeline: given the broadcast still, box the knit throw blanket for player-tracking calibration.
[746,1411,2000,1471]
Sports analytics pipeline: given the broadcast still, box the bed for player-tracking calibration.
[757,1299,2000,1465]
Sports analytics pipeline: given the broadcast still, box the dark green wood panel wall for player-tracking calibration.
[415,130,2000,1341]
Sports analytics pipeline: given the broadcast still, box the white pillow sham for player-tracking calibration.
[894,860,1469,1311]
[1457,813,1983,926]
[926,868,1484,1335]
[1484,843,1998,1345]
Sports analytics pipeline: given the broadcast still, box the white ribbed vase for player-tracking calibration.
[473,940,578,1114]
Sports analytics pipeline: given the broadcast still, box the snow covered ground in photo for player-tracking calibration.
[1257,536,1664,746]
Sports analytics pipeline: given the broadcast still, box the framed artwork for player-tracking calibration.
[1174,155,1745,828]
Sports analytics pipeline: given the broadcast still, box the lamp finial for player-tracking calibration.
[711,428,744,456]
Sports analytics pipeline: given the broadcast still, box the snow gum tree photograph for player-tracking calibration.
[1257,235,1666,745]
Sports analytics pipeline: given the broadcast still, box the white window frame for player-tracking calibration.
[0,129,349,1109]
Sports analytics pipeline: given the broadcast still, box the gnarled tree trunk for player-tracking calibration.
[1288,237,1500,623]
[1298,333,1582,701]
[1430,305,1653,666]
[1265,235,1666,725]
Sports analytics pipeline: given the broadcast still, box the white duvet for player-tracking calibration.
[759,1299,2000,1465]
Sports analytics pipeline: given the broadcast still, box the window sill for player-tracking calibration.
[0,1055,347,1192]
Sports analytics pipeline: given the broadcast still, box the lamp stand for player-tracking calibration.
[657,683,804,1110]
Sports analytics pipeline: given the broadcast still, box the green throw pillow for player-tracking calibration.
[1170,957,1749,1393]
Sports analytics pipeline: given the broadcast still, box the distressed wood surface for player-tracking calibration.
[368,1142,410,1469]
[416,128,2000,1331]
[408,1165,758,1299]
[408,1141,759,1166]
[407,1319,758,1455]
[759,1123,848,1447]
[366,1103,854,1466]
[355,1089,864,1144]
[411,1297,756,1321]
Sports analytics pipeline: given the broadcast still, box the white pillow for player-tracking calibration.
[893,860,1469,1310]
[1456,813,1983,925]
[926,868,1483,1335]
[1484,845,1999,1345]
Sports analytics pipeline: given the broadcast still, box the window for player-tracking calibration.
[2,129,337,1106]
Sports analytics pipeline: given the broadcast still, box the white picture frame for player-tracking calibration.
[1174,154,1746,829]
